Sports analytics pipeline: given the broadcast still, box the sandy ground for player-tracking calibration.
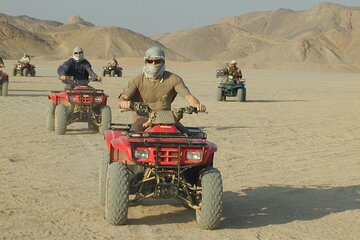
[0,59,359,240]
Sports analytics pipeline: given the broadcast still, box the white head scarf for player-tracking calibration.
[143,46,165,79]
[72,46,84,62]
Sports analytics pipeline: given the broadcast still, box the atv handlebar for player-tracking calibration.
[59,76,102,84]
[127,102,203,115]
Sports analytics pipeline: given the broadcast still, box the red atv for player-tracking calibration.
[13,62,36,77]
[0,70,9,96]
[46,77,112,135]
[100,103,223,229]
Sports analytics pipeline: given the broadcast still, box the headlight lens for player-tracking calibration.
[94,96,103,102]
[186,151,202,161]
[69,95,77,102]
[134,150,149,159]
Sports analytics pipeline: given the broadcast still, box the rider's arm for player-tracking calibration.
[84,62,99,80]
[117,94,131,109]
[57,59,72,80]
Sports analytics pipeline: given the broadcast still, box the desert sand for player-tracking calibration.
[0,59,359,240]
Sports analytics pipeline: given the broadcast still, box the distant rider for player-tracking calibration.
[108,57,119,68]
[224,60,242,83]
[19,53,31,70]
[57,47,101,89]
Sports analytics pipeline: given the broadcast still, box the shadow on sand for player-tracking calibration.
[221,185,360,229]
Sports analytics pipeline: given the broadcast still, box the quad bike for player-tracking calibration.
[13,62,36,77]
[217,75,246,102]
[0,70,9,96]
[46,77,112,135]
[100,103,223,229]
[102,65,123,77]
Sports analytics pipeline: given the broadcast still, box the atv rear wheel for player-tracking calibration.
[55,105,67,135]
[237,88,246,102]
[105,162,129,225]
[46,102,56,131]
[196,167,223,230]
[99,151,109,205]
[99,105,112,134]
[30,69,36,77]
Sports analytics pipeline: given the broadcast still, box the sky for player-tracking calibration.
[0,0,359,36]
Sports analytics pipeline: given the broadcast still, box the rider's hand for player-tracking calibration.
[196,104,206,112]
[59,75,67,81]
[117,99,131,109]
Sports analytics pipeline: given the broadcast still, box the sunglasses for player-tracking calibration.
[74,52,83,54]
[145,59,163,64]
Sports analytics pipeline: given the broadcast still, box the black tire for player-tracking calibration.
[1,81,8,96]
[46,102,56,131]
[99,105,112,134]
[196,167,223,230]
[102,70,106,77]
[105,162,129,225]
[111,70,115,77]
[55,105,67,135]
[30,69,36,77]
[117,70,122,77]
[216,88,223,101]
[13,69,17,76]
[237,88,246,102]
[99,151,109,205]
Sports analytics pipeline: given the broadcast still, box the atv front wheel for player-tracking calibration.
[105,162,129,225]
[196,167,223,230]
[99,151,109,205]
[46,102,56,131]
[111,70,115,77]
[23,68,29,77]
[1,81,8,96]
[237,88,246,102]
[54,105,67,135]
[216,88,223,101]
[99,105,112,134]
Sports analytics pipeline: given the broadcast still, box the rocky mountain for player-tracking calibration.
[0,2,359,70]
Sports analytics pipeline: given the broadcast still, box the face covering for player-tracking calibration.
[72,53,84,62]
[143,63,165,79]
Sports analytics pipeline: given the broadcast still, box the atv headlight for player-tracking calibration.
[134,150,149,160]
[94,96,103,102]
[186,151,202,161]
[69,95,77,102]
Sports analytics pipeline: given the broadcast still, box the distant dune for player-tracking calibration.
[0,2,359,71]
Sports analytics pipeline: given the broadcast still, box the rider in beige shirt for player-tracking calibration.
[118,46,206,131]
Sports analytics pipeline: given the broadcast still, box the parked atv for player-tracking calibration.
[46,77,112,135]
[13,62,36,77]
[102,65,122,77]
[100,103,223,229]
[0,70,9,96]
[217,76,246,102]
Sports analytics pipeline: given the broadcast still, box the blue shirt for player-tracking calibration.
[57,58,98,80]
